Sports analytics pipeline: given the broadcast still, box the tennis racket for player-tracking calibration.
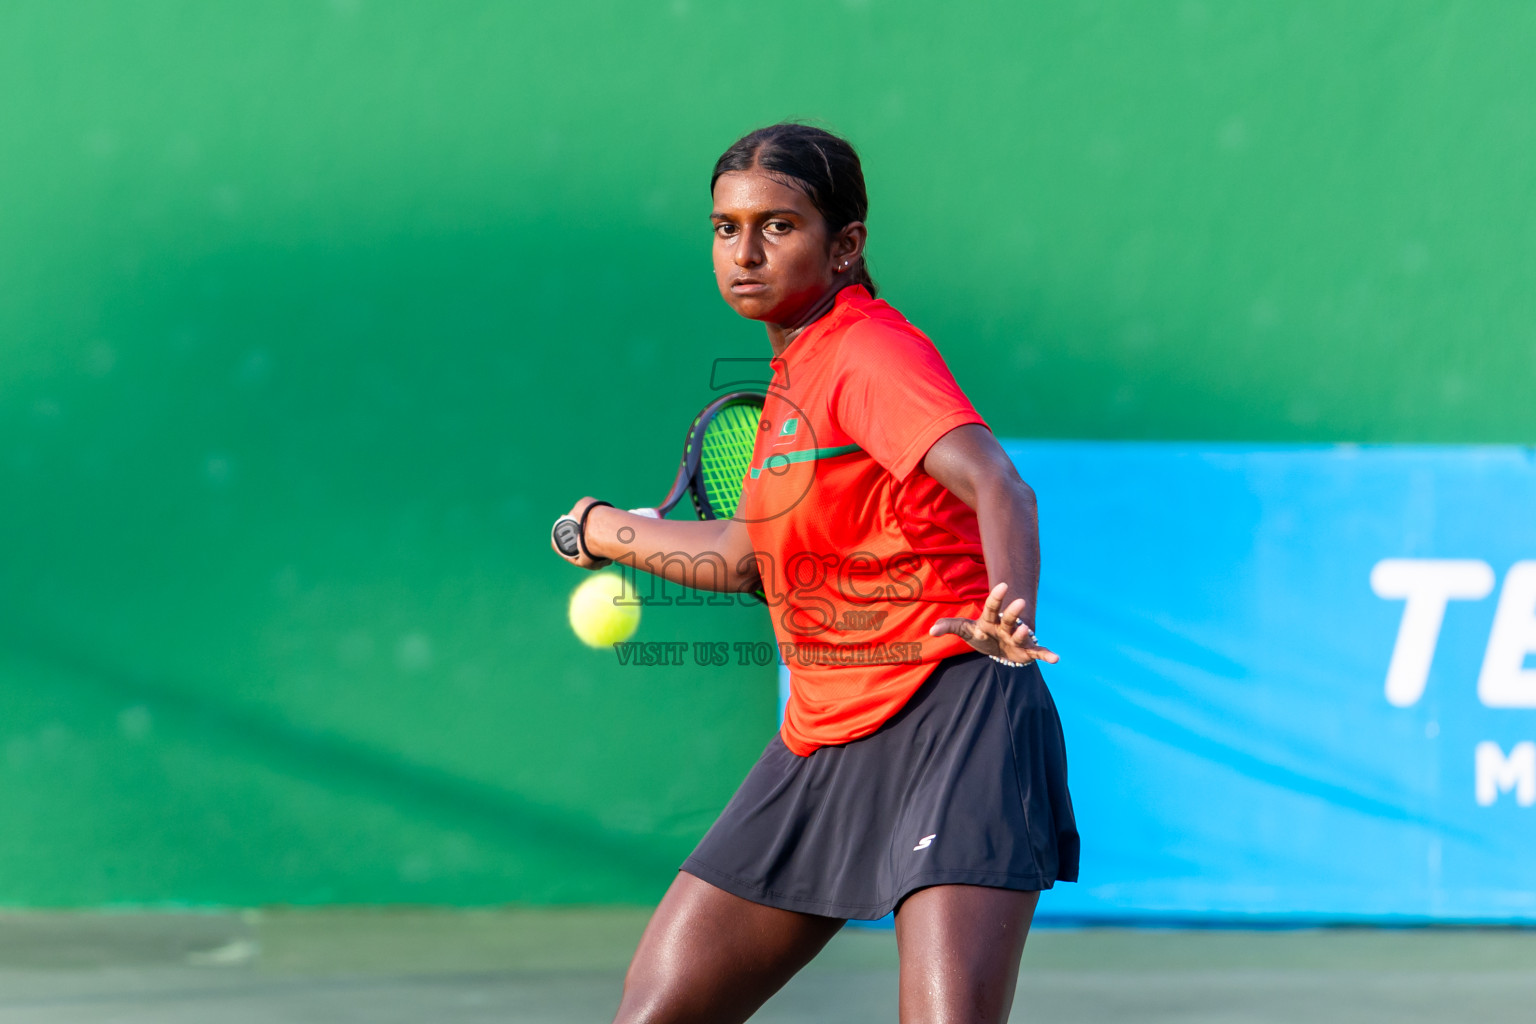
[552,390,764,558]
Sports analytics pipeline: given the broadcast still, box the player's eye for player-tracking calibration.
[714,222,738,238]
[766,219,792,234]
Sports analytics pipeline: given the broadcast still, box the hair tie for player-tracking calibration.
[577,501,614,563]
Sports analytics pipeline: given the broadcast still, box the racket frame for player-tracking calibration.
[644,390,764,520]
[556,391,765,600]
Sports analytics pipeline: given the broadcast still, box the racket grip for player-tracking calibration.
[629,508,661,519]
[552,516,582,557]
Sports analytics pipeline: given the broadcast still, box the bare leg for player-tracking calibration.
[613,871,845,1024]
[894,884,1039,1024]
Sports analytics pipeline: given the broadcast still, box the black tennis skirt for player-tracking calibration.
[681,652,1079,920]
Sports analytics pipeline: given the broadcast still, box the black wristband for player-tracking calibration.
[576,501,614,563]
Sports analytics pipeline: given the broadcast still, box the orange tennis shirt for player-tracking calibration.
[736,285,993,756]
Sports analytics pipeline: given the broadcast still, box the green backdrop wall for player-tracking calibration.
[1,1,1532,906]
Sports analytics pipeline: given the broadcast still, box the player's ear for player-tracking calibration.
[831,221,867,270]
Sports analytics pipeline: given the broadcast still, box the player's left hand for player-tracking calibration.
[928,582,1059,665]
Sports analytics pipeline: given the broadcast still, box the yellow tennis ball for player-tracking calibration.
[568,572,640,648]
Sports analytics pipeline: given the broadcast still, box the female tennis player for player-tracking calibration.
[551,123,1077,1024]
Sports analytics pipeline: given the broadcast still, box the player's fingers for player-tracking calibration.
[928,617,978,640]
[1001,598,1028,631]
[979,582,1009,623]
[551,522,613,572]
[999,636,1057,664]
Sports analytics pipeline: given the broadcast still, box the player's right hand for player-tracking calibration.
[551,497,614,570]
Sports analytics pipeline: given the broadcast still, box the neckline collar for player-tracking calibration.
[770,285,871,369]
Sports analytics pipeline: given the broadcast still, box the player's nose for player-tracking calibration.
[734,228,764,268]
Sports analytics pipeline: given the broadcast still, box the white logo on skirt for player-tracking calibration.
[913,834,937,851]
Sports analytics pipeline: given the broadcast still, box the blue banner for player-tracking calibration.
[785,443,1536,923]
[1014,442,1536,923]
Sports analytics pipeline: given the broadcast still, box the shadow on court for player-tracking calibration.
[0,910,1532,1023]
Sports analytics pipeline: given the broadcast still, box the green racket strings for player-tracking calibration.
[697,401,762,519]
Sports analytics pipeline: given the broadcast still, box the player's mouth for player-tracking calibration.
[730,278,768,295]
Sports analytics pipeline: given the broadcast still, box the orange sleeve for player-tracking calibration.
[828,319,988,481]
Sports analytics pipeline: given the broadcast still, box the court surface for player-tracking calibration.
[1,909,1532,1023]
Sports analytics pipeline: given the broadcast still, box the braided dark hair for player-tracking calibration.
[711,123,877,297]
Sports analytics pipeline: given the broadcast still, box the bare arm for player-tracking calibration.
[550,497,761,595]
[920,424,1058,664]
